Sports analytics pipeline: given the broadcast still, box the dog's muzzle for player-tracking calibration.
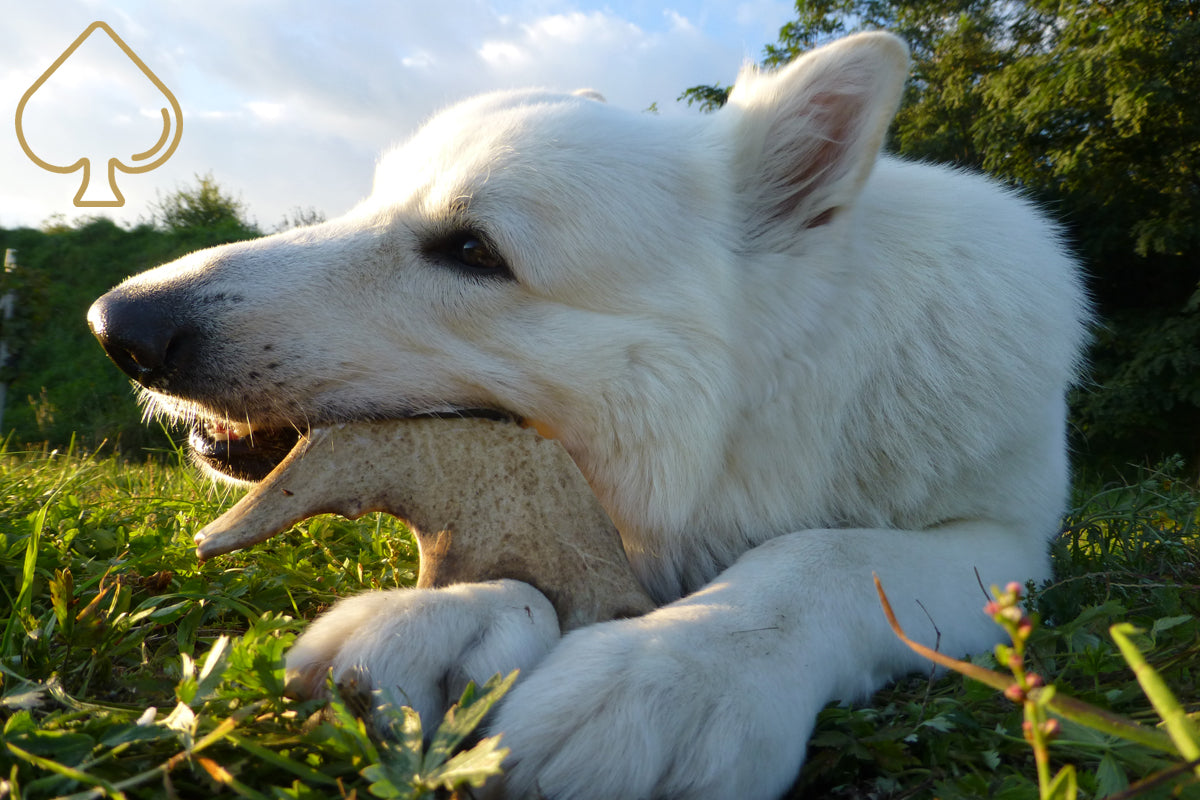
[88,286,298,481]
[88,287,521,483]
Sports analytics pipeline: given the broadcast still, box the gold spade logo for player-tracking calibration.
[15,21,183,208]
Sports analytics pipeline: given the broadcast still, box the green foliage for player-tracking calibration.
[1109,623,1200,780]
[359,672,516,798]
[680,0,1200,473]
[1072,307,1200,471]
[0,440,517,798]
[1,444,1196,798]
[149,172,260,241]
[677,82,731,112]
[0,175,264,452]
[793,462,1200,798]
[1048,457,1199,617]
[276,206,326,232]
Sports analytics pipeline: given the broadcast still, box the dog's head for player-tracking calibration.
[88,32,908,546]
[88,90,738,483]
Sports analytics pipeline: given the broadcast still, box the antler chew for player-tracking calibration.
[193,418,655,630]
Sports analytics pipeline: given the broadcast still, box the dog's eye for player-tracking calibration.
[426,232,513,280]
[458,237,504,272]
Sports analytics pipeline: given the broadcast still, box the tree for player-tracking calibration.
[151,172,260,238]
[276,206,326,232]
[681,0,1200,471]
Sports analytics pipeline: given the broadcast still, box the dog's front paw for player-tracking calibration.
[491,611,811,800]
[285,579,559,726]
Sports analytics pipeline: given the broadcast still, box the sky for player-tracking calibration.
[2,0,796,232]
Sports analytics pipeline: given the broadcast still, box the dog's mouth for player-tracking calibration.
[189,421,303,483]
[188,409,520,483]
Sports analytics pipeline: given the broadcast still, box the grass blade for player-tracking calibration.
[6,743,123,797]
[224,733,339,787]
[1110,623,1200,774]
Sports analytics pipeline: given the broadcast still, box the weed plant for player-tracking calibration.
[794,462,1199,799]
[0,440,1197,798]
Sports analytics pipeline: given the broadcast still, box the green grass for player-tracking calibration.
[1,441,1197,799]
[793,464,1200,799]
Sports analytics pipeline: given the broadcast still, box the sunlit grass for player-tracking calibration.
[796,463,1200,799]
[0,443,1196,798]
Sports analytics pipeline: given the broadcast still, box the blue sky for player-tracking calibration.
[3,1,796,231]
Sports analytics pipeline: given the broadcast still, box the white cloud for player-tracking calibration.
[244,102,286,123]
[479,40,532,68]
[2,0,794,231]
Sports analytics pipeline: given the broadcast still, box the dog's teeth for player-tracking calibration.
[207,421,253,441]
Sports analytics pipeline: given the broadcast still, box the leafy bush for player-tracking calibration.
[0,177,263,453]
[682,0,1200,474]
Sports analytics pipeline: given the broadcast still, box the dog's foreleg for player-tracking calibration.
[490,520,1052,800]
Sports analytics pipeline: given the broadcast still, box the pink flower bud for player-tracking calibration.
[1026,673,1044,689]
[984,601,1001,616]
[1006,581,1024,597]
[1004,684,1027,703]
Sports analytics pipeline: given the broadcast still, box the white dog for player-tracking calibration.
[89,32,1088,799]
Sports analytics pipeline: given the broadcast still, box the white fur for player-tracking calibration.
[111,32,1088,799]
[285,580,558,726]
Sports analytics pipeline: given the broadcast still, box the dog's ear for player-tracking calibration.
[726,32,909,237]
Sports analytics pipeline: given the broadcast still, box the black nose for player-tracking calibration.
[87,289,195,389]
